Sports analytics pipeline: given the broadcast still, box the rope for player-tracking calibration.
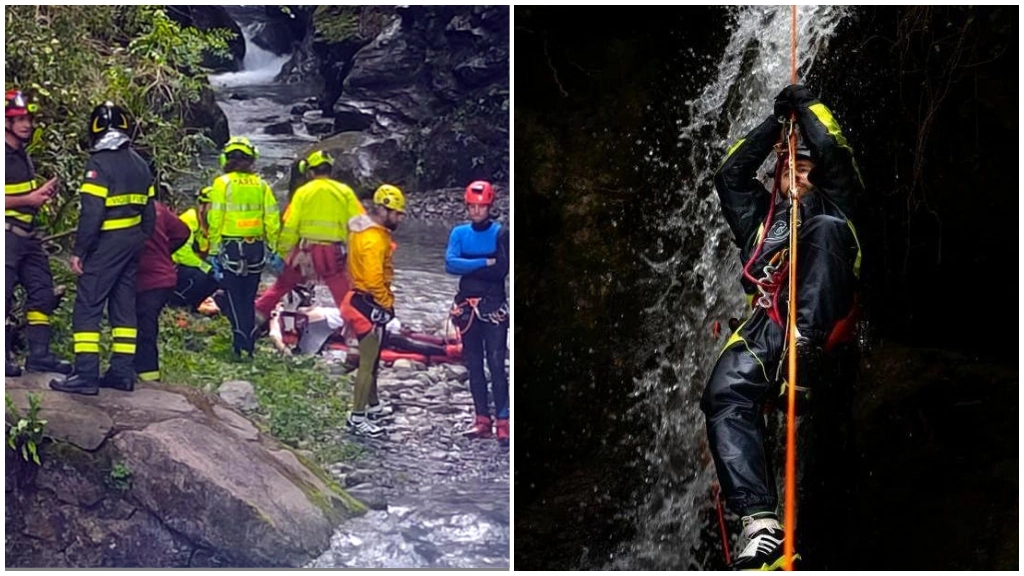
[783,5,799,571]
[713,483,732,566]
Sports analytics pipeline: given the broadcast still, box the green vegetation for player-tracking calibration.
[106,461,133,492]
[5,5,233,236]
[5,392,47,465]
[159,309,359,460]
[313,6,392,43]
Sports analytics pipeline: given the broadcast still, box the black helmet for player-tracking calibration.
[89,101,132,140]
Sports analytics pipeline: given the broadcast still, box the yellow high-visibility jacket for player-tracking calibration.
[171,208,211,273]
[206,172,280,254]
[278,177,365,256]
[346,214,395,310]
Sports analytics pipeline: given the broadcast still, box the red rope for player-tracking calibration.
[783,5,799,571]
[714,483,732,566]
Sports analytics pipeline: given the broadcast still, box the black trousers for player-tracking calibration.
[72,231,144,379]
[218,239,265,356]
[169,265,219,310]
[135,287,172,381]
[462,318,510,419]
[5,228,57,358]
[701,214,858,516]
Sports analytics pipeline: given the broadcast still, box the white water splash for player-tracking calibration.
[210,23,291,88]
[608,5,850,569]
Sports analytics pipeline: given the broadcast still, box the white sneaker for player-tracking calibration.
[347,413,385,438]
[732,515,799,571]
[366,401,394,420]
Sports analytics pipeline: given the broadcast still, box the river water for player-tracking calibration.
[207,25,510,569]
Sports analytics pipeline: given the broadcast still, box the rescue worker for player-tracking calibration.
[700,84,862,570]
[254,150,364,327]
[136,200,191,382]
[4,89,72,377]
[206,136,280,359]
[340,184,407,438]
[445,181,510,446]
[169,186,220,311]
[50,101,155,395]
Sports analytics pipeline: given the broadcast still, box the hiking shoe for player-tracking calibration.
[731,515,799,571]
[463,415,493,439]
[366,401,394,420]
[347,413,385,438]
[25,354,73,375]
[6,360,22,378]
[495,418,509,446]
[49,373,99,396]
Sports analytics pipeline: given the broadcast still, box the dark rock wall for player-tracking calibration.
[514,5,1018,569]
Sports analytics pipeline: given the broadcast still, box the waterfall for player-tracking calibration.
[607,6,850,569]
[210,22,292,88]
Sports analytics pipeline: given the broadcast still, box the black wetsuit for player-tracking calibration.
[701,91,863,517]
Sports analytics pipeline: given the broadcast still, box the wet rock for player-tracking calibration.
[304,119,335,136]
[265,121,295,135]
[442,364,469,382]
[392,359,415,371]
[345,470,370,487]
[218,380,258,412]
[5,374,364,568]
[346,487,388,511]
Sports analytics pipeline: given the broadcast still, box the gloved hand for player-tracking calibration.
[207,256,223,282]
[268,253,285,275]
[773,84,815,120]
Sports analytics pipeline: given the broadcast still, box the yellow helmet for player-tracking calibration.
[219,136,259,167]
[299,150,334,174]
[373,184,406,213]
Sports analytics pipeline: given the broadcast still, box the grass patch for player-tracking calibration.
[158,309,361,464]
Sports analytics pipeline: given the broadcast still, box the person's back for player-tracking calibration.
[255,151,364,328]
[205,136,279,359]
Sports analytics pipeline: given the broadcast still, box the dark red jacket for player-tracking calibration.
[138,202,190,292]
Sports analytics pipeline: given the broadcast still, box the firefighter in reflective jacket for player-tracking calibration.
[169,186,219,311]
[206,136,280,358]
[255,150,365,326]
[50,102,155,396]
[4,89,72,377]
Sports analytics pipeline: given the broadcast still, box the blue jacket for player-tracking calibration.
[445,220,509,299]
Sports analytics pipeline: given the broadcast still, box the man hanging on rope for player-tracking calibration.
[700,84,862,570]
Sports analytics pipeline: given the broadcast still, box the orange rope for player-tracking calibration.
[783,4,799,572]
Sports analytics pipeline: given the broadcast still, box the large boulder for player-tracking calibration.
[5,374,364,568]
[184,85,230,146]
[313,6,508,190]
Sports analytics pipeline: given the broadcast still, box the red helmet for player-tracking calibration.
[464,180,495,205]
[5,90,38,118]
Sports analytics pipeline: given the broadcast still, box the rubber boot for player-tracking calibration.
[24,325,72,375]
[99,371,136,392]
[495,418,509,447]
[5,328,21,377]
[49,373,99,396]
